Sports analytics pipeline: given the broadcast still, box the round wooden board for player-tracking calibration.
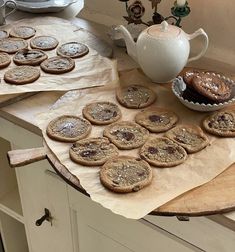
[46,145,235,217]
[44,67,235,217]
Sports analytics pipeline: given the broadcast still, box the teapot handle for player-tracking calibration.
[187,28,209,63]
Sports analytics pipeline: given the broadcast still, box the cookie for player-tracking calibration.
[103,121,149,150]
[69,137,119,166]
[13,49,48,66]
[82,102,122,125]
[0,53,11,69]
[192,73,232,102]
[46,115,91,143]
[202,110,235,137]
[0,38,28,54]
[135,107,178,133]
[165,124,209,153]
[100,156,153,193]
[30,36,59,51]
[116,85,156,109]
[183,69,201,86]
[40,56,75,74]
[10,26,36,39]
[0,30,8,39]
[57,42,89,58]
[4,66,40,85]
[182,86,216,104]
[140,137,187,167]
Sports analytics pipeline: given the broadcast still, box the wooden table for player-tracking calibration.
[1,11,235,225]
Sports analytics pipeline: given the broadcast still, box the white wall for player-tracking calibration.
[79,0,235,66]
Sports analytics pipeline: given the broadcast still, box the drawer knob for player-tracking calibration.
[35,208,52,226]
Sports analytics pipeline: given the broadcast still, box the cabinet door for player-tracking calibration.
[16,160,74,252]
[68,187,202,252]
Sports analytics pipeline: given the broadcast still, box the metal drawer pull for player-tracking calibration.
[177,216,190,221]
[35,208,52,226]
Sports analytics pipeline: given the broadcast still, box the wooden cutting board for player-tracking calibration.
[8,143,235,217]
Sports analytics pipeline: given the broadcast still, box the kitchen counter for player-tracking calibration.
[2,4,235,221]
[0,2,235,252]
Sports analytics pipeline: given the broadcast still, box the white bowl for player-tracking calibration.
[15,0,76,13]
[172,74,235,112]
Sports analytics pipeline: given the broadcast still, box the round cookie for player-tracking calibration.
[0,38,28,54]
[69,137,119,166]
[0,53,11,69]
[13,49,48,66]
[57,42,89,58]
[40,56,75,74]
[140,137,187,167]
[183,69,201,86]
[4,66,40,85]
[135,107,178,133]
[103,121,149,150]
[116,85,156,109]
[182,86,216,104]
[165,124,209,154]
[10,26,36,39]
[100,156,153,193]
[30,36,59,51]
[46,115,91,143]
[192,72,232,102]
[0,30,8,39]
[202,110,235,137]
[82,101,122,125]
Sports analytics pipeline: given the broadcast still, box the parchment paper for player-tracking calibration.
[0,17,118,95]
[37,69,235,219]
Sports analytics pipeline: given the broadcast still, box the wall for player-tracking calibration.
[79,0,235,66]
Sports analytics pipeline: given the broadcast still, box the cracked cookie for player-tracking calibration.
[4,66,40,85]
[57,42,89,58]
[100,156,153,193]
[202,110,235,137]
[0,53,11,69]
[140,137,187,167]
[116,85,156,109]
[69,137,119,166]
[10,26,36,39]
[30,36,59,51]
[135,107,178,133]
[40,56,75,74]
[0,38,28,54]
[103,121,149,150]
[13,49,48,66]
[165,124,209,153]
[47,115,91,142]
[83,101,121,125]
[183,69,201,86]
[192,72,232,102]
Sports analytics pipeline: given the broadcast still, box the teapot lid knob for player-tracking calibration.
[147,20,180,38]
[161,21,168,32]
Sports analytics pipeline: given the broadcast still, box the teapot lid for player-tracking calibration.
[147,21,181,39]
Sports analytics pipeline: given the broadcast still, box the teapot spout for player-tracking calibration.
[115,25,138,62]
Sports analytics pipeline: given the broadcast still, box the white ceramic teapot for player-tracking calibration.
[115,21,209,83]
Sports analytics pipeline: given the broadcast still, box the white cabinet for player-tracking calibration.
[68,186,201,252]
[0,136,28,252]
[0,116,235,252]
[0,118,73,252]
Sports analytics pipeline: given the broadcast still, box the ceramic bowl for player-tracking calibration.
[172,74,235,112]
[15,0,76,13]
